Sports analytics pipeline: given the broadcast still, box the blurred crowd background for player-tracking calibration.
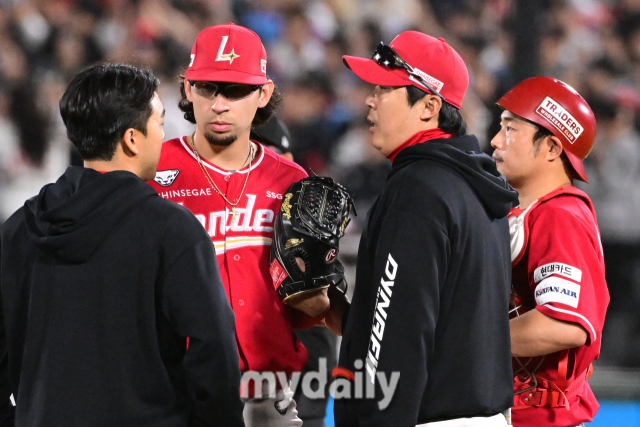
[1,0,639,393]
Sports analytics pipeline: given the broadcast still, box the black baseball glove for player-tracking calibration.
[269,176,356,303]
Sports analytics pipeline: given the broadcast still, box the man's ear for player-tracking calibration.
[185,80,194,103]
[258,81,275,108]
[418,94,442,123]
[121,128,140,156]
[545,135,564,161]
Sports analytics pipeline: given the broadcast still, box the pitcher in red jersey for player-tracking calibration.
[149,23,329,427]
[491,77,610,427]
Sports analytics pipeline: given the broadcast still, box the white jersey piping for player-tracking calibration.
[541,304,597,341]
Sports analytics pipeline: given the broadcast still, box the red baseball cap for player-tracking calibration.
[184,23,268,85]
[342,31,469,109]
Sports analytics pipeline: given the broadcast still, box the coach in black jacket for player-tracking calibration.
[0,64,244,427]
[330,32,519,426]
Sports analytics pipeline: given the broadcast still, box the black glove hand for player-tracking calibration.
[269,176,356,303]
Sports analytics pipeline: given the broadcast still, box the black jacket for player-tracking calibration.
[335,136,518,427]
[0,167,244,427]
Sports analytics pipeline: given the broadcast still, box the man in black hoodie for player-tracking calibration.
[330,32,519,426]
[0,63,245,427]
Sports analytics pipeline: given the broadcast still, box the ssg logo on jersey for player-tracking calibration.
[154,169,180,187]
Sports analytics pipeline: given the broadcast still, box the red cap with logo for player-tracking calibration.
[185,23,268,85]
[496,76,597,182]
[342,31,469,109]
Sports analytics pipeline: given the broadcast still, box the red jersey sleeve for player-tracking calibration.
[526,195,608,345]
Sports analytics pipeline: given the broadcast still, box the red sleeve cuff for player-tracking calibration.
[536,304,597,345]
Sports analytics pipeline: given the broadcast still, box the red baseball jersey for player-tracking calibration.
[508,186,609,427]
[149,136,309,377]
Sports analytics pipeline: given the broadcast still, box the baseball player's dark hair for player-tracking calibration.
[531,124,554,156]
[178,76,282,127]
[406,85,467,136]
[59,63,159,161]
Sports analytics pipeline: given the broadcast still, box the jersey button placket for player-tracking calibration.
[226,173,241,307]
[223,173,232,253]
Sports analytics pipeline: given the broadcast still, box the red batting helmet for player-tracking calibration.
[496,76,596,182]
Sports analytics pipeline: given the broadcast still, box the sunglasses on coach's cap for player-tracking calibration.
[189,80,264,100]
[372,42,446,102]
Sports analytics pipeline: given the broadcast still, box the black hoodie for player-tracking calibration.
[0,167,244,427]
[335,136,518,427]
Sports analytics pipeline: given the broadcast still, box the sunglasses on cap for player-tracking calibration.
[188,81,263,100]
[372,42,446,102]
